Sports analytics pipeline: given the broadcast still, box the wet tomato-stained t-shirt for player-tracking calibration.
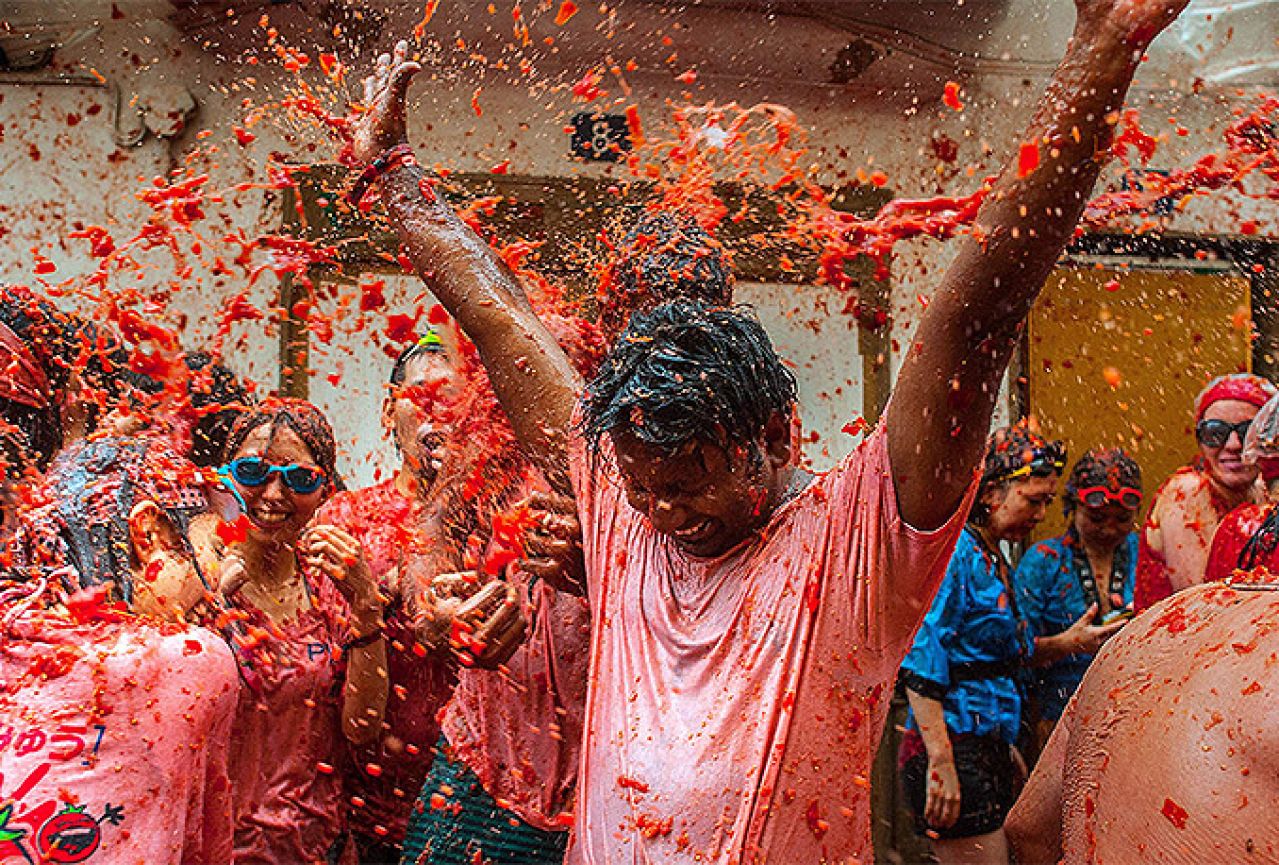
[1203,502,1276,584]
[316,482,457,845]
[439,565,592,832]
[223,572,358,865]
[567,422,973,865]
[0,611,238,865]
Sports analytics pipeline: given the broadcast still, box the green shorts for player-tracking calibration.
[399,736,569,865]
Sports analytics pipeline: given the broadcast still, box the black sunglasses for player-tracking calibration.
[224,456,327,495]
[1196,419,1252,449]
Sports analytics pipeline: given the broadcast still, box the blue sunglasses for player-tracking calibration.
[223,456,327,495]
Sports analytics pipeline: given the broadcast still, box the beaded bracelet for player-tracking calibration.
[347,143,417,206]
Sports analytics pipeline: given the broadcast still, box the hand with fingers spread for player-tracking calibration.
[352,40,421,166]
[518,491,585,594]
[301,524,383,624]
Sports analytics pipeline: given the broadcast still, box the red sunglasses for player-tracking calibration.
[1075,485,1142,510]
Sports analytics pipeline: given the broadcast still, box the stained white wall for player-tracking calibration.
[0,0,1274,477]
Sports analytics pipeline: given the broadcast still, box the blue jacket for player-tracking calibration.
[1014,532,1137,721]
[901,527,1033,745]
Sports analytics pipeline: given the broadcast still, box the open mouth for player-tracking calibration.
[671,519,715,546]
[249,507,292,527]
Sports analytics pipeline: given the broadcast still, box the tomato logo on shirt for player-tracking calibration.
[33,803,124,864]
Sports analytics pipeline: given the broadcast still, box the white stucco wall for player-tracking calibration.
[0,0,1273,478]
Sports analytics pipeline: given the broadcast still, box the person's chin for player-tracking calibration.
[1215,465,1257,490]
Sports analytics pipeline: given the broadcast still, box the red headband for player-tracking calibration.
[0,320,50,409]
[1196,374,1275,421]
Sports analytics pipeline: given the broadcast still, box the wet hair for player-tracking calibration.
[389,330,446,387]
[184,352,252,468]
[970,423,1065,526]
[18,436,209,602]
[222,397,339,487]
[582,301,797,457]
[1063,448,1142,517]
[599,212,734,335]
[0,286,80,466]
[0,286,133,466]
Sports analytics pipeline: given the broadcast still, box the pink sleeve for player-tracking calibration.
[816,423,977,657]
[568,421,628,606]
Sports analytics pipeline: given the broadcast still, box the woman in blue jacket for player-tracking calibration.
[899,424,1062,865]
[1014,449,1142,743]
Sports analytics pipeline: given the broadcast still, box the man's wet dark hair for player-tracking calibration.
[184,352,252,468]
[599,212,734,335]
[582,301,797,456]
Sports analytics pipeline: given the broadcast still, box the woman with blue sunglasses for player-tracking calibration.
[191,397,387,865]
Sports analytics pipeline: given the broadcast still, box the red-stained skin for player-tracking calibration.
[1200,399,1263,496]
[1007,581,1279,864]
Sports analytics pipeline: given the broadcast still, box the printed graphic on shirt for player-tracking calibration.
[0,723,120,865]
[1,800,125,865]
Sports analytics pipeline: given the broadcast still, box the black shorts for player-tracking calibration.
[900,733,1017,840]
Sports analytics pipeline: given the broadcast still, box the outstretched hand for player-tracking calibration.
[1073,0,1191,47]
[352,40,421,165]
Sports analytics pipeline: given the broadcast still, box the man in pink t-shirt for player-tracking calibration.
[350,0,1191,858]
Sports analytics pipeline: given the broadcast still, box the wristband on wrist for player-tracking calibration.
[342,625,385,652]
[348,143,417,207]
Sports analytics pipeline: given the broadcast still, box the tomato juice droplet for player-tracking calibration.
[1017,141,1040,177]
[942,81,964,111]
[1161,798,1189,829]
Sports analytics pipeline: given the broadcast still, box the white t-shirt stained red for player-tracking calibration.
[568,424,972,864]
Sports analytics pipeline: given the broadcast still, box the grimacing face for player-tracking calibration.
[1200,398,1262,493]
[385,351,457,490]
[611,413,792,558]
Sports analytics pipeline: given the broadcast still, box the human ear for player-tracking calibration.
[760,411,794,469]
[128,501,202,620]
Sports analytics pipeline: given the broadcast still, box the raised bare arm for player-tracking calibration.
[352,43,581,493]
[887,0,1190,530]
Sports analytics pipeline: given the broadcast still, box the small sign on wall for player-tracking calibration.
[569,112,632,162]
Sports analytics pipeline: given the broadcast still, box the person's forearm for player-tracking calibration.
[376,163,580,491]
[888,20,1152,530]
[341,609,389,745]
[933,24,1141,349]
[906,687,954,763]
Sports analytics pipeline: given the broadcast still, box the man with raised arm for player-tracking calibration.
[350,1,1189,860]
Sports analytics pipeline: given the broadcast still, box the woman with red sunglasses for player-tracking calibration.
[1205,394,1279,584]
[1014,449,1142,745]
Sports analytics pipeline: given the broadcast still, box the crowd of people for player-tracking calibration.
[898,371,1279,864]
[3,0,1272,863]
